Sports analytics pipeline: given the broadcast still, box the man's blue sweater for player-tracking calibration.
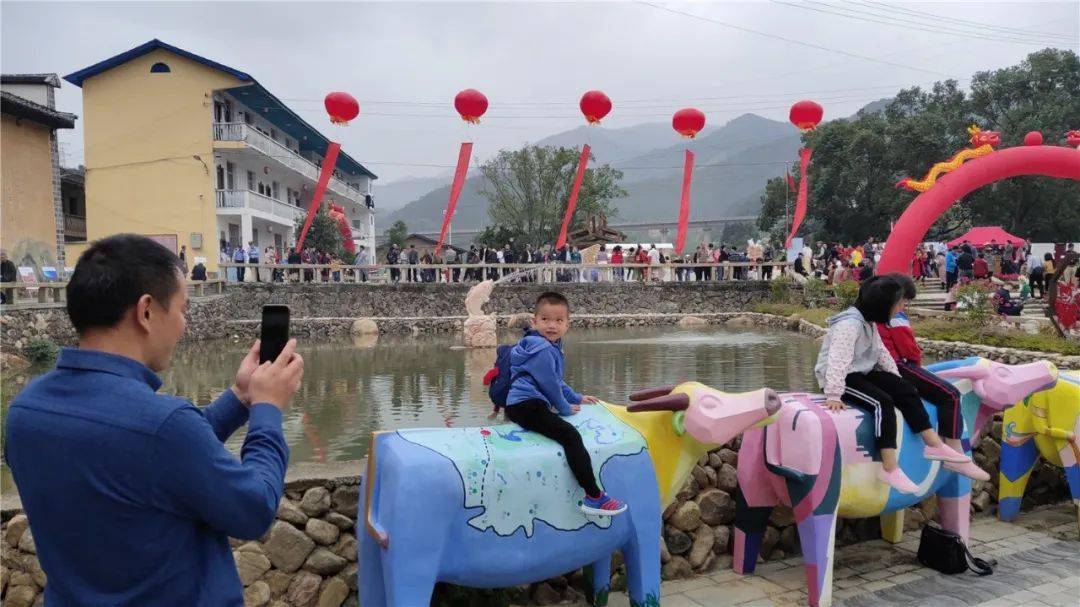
[505,331,582,415]
[3,349,289,606]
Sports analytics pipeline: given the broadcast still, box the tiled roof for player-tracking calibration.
[1,91,76,129]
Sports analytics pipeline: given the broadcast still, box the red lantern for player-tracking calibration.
[580,90,612,124]
[789,100,823,132]
[1068,130,1080,147]
[454,89,488,124]
[672,108,706,139]
[1023,131,1044,146]
[324,92,359,125]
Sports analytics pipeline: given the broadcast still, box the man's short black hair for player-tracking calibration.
[535,291,570,312]
[66,234,185,334]
[884,272,918,300]
[854,275,903,324]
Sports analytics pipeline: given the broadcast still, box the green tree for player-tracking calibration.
[385,220,409,247]
[478,145,626,246]
[474,225,518,249]
[294,204,343,255]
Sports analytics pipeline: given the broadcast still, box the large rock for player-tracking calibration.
[769,504,795,527]
[331,534,358,562]
[339,563,359,591]
[718,448,738,466]
[713,525,731,555]
[24,556,46,589]
[263,521,316,573]
[304,548,348,576]
[697,489,736,526]
[691,465,708,489]
[5,515,28,548]
[761,526,781,559]
[780,525,800,553]
[350,318,378,335]
[725,315,755,328]
[664,526,692,556]
[533,581,562,606]
[331,486,360,517]
[263,571,294,598]
[660,537,671,564]
[234,550,272,586]
[277,498,309,526]
[244,581,271,607]
[708,452,723,468]
[317,577,350,607]
[286,571,323,607]
[669,501,701,532]
[661,555,692,580]
[324,513,354,530]
[688,525,715,569]
[4,585,36,607]
[17,529,35,554]
[716,463,738,492]
[300,487,331,517]
[305,518,340,546]
[678,315,708,327]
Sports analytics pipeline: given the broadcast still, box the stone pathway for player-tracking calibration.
[593,504,1078,607]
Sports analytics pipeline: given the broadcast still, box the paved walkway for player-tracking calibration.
[596,504,1078,607]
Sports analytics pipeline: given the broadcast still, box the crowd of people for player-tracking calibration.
[218,242,375,283]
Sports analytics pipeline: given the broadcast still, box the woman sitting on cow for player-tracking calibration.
[815,276,973,494]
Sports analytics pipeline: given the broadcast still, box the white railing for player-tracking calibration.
[213,122,364,202]
[215,189,305,222]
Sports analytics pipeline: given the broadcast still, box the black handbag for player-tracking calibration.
[917,523,993,576]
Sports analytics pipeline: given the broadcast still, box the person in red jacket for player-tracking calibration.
[877,273,989,480]
[973,253,990,279]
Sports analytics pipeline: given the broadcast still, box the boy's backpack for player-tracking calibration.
[483,344,517,418]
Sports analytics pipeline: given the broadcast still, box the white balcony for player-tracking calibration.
[215,189,304,226]
[213,123,366,203]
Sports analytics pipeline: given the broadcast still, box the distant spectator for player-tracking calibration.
[973,253,989,279]
[190,262,207,281]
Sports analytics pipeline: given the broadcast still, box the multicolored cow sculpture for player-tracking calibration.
[357,386,782,607]
[998,369,1080,532]
[720,357,1057,607]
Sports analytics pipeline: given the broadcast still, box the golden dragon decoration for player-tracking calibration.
[896,125,1001,192]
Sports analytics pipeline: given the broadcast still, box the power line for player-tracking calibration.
[633,1,951,76]
[858,0,1078,42]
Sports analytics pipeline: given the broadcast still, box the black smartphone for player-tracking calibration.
[259,305,290,363]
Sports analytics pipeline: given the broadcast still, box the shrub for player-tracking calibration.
[955,281,995,326]
[833,280,860,309]
[769,276,796,304]
[25,338,58,364]
[802,278,830,308]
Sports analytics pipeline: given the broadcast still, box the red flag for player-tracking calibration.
[785,147,812,249]
[785,171,797,194]
[675,149,695,255]
[435,142,473,254]
[297,142,341,250]
[555,144,591,250]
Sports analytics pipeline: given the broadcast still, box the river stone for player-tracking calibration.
[725,315,755,328]
[339,563,359,591]
[305,518,340,546]
[263,570,294,598]
[704,465,717,487]
[697,489,736,526]
[350,318,378,335]
[688,525,715,569]
[9,570,34,589]
[301,487,332,517]
[237,541,265,555]
[661,555,692,580]
[331,534,358,562]
[713,525,731,554]
[244,581,271,607]
[670,501,701,532]
[5,515,28,548]
[780,525,800,554]
[304,548,348,576]
[719,448,738,466]
[4,585,35,607]
[678,315,708,327]
[17,529,35,554]
[708,452,723,468]
[762,526,781,559]
[234,550,271,586]
[533,582,562,606]
[317,577,350,607]
[277,498,309,526]
[660,536,671,564]
[769,504,795,527]
[324,512,354,530]
[691,465,708,489]
[331,486,360,516]
[286,571,323,607]
[716,463,739,492]
[664,526,692,555]
[264,521,316,573]
[1,565,9,595]
[972,491,992,512]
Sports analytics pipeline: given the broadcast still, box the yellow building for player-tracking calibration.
[1,74,76,276]
[64,40,377,272]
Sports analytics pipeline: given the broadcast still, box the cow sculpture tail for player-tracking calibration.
[365,432,390,549]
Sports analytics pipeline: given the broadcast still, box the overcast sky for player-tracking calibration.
[3,1,1077,183]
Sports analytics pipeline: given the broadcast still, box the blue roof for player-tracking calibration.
[63,39,376,180]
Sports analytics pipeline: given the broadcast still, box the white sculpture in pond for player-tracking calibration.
[464,279,497,348]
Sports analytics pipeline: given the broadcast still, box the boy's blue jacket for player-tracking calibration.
[506,330,582,416]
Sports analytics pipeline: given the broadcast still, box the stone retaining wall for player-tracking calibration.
[2,421,1070,607]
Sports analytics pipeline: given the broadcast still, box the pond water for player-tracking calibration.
[2,325,823,492]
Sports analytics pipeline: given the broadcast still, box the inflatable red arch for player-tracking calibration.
[878,145,1080,274]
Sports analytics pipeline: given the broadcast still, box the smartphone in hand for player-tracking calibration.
[259,305,290,363]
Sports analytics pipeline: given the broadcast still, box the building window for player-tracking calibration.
[150,62,171,73]
[247,171,256,190]
[270,128,277,141]
[272,182,280,200]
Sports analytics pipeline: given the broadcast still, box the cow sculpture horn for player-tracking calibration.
[629,385,677,401]
[627,393,690,412]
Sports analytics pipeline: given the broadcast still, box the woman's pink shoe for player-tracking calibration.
[944,460,990,481]
[924,443,970,463]
[878,467,920,494]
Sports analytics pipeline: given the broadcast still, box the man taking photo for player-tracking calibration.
[4,234,304,606]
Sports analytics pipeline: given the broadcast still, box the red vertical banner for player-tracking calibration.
[556,144,591,250]
[436,142,473,254]
[785,147,812,248]
[297,142,341,250]
[675,149,695,255]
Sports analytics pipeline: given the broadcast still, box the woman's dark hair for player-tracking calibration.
[66,234,185,334]
[1044,253,1054,261]
[854,275,904,324]
[883,272,918,300]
